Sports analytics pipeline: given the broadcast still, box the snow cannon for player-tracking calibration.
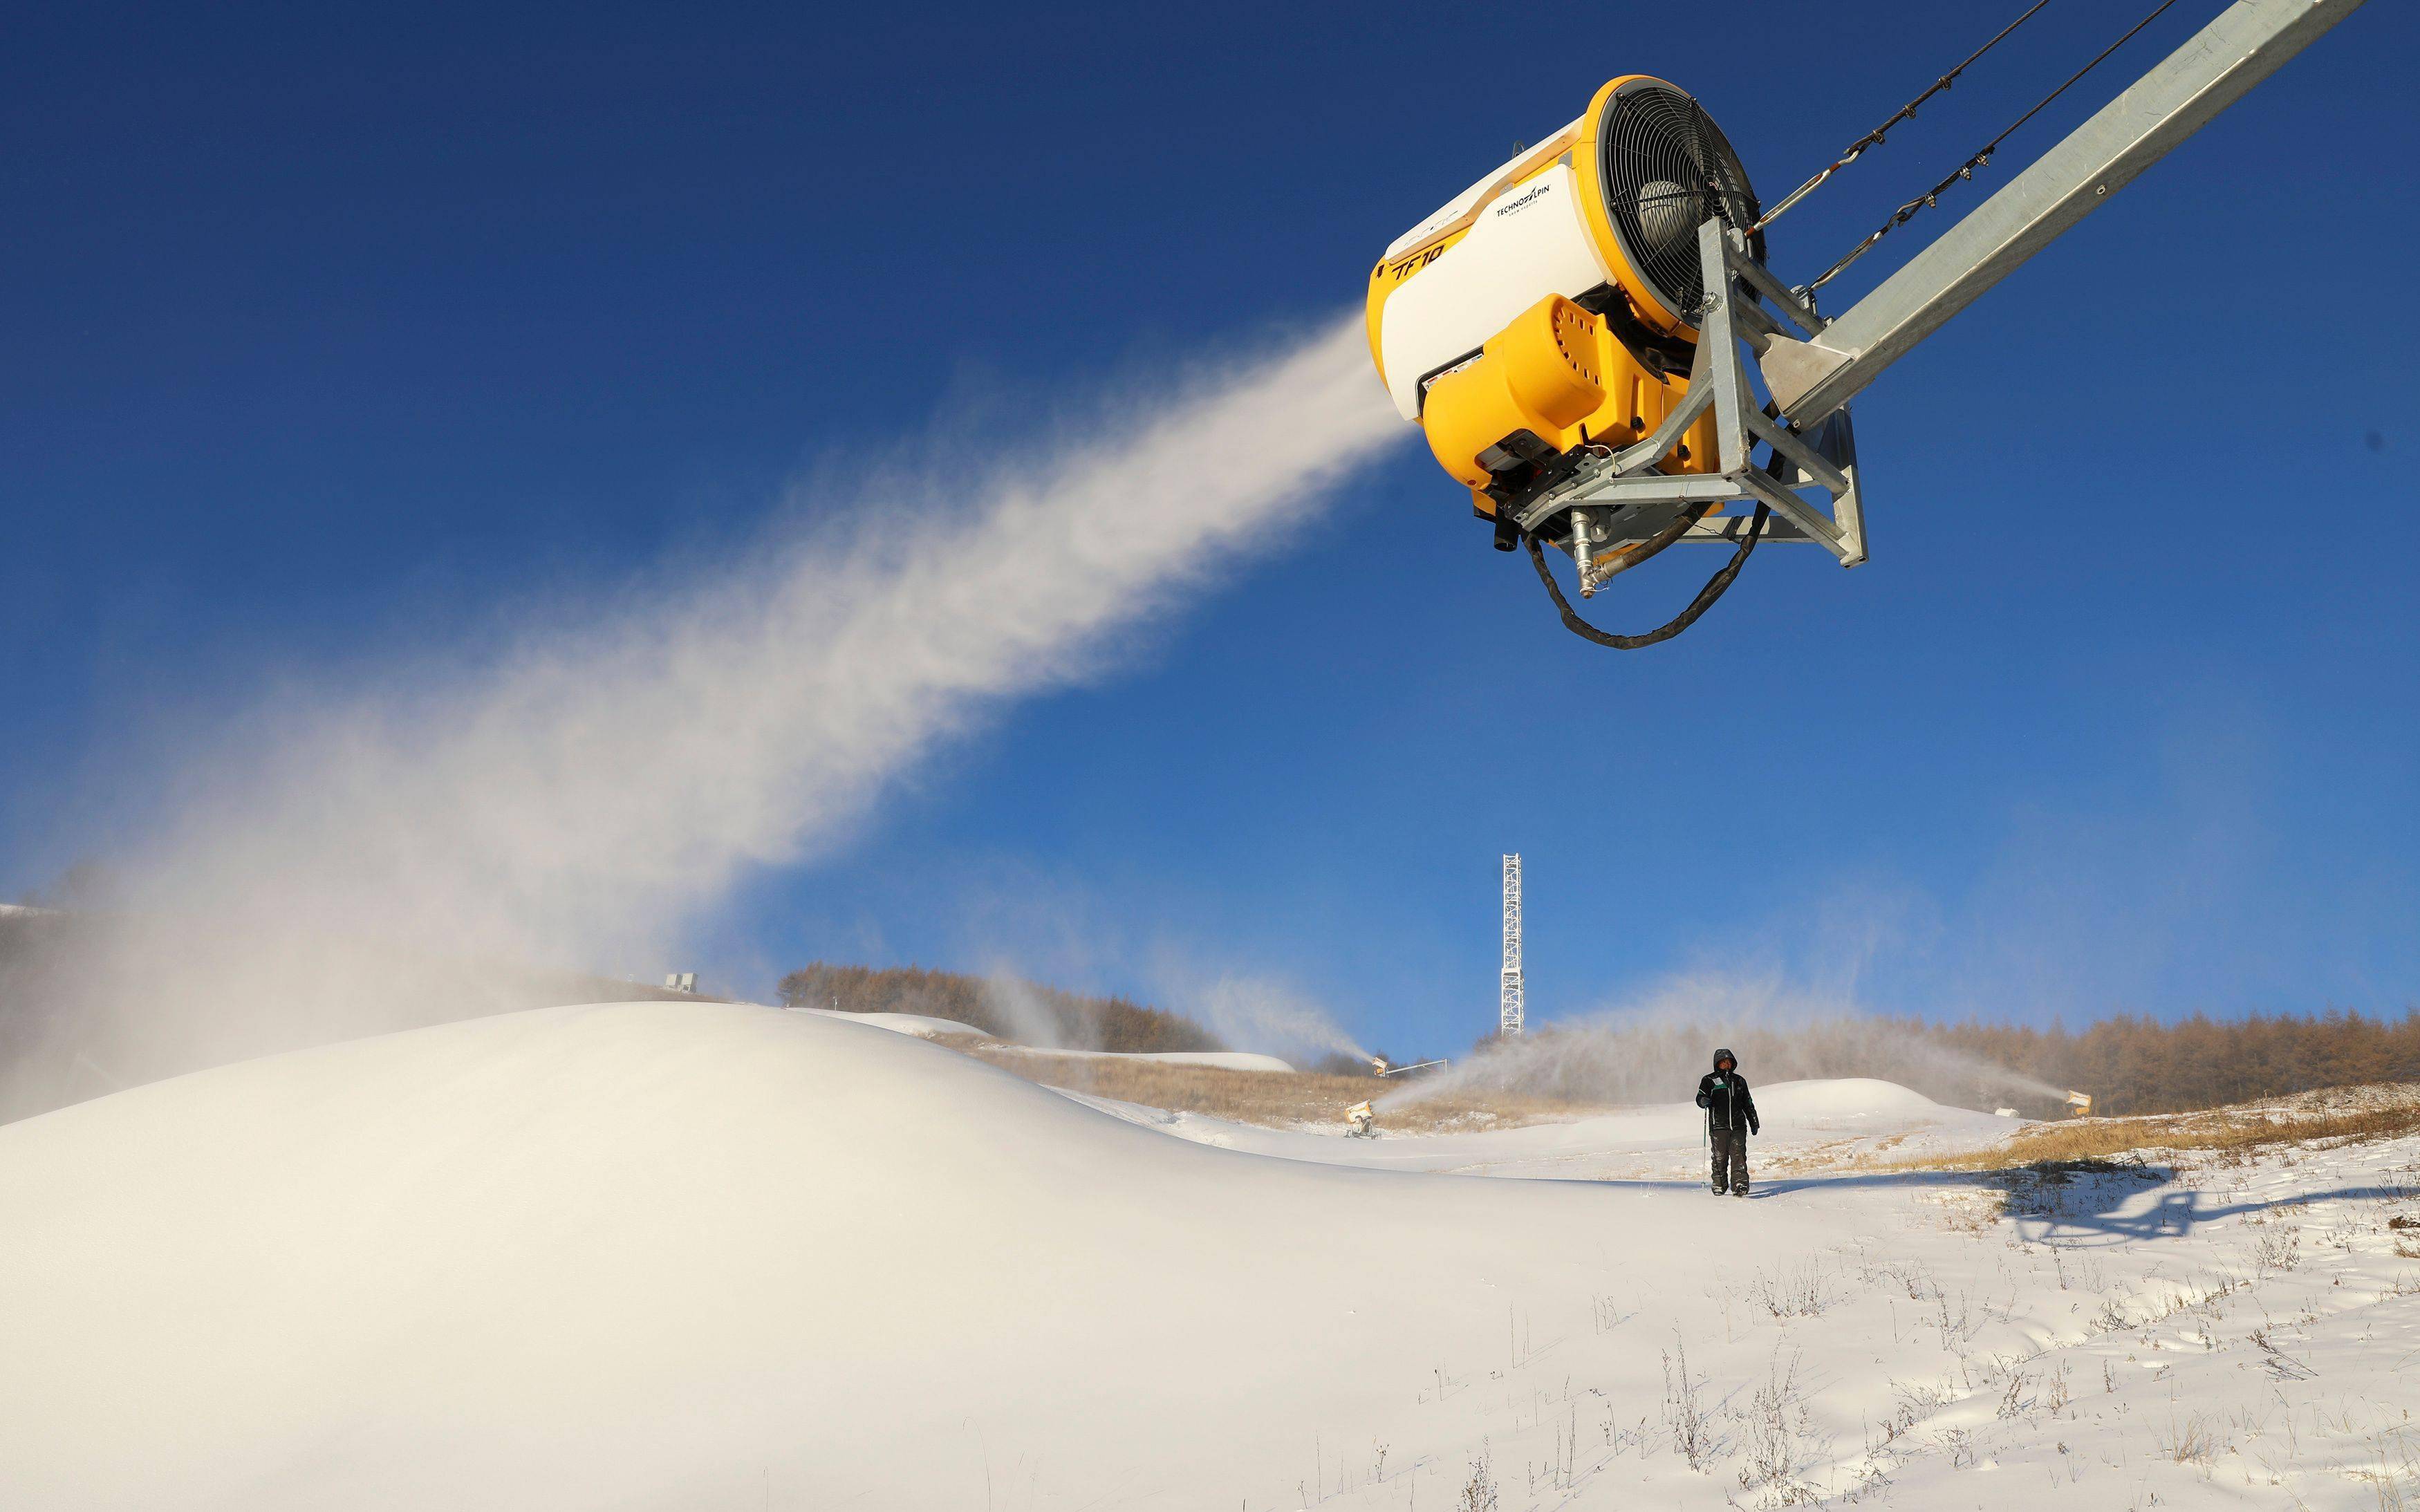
[2065,1091,2094,1118]
[1365,77,1757,556]
[1361,2,2362,649]
[1345,1101,1376,1138]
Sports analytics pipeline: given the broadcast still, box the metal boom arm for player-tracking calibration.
[1762,0,2364,423]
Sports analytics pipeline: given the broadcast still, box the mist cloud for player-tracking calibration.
[4,315,1403,1117]
[1383,966,2070,1114]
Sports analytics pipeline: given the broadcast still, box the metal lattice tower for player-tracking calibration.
[1499,853,1525,1037]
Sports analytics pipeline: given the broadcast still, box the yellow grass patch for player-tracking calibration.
[1859,1084,2420,1174]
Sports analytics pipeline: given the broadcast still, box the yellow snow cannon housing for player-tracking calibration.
[1417,292,1708,496]
[1366,75,1763,532]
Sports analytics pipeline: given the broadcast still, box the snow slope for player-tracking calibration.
[805,1009,1296,1069]
[3,1002,2414,1510]
[987,1041,1299,1072]
[805,1006,989,1037]
[1133,1049,1295,1071]
[1072,1075,2014,1173]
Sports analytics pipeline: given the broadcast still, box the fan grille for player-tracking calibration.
[1597,80,1762,324]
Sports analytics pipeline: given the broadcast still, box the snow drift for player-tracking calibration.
[0,1002,1773,1509]
[7,1002,2414,1509]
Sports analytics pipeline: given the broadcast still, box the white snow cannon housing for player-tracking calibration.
[1364,76,1763,546]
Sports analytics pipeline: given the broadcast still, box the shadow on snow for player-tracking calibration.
[1567,1166,2409,1247]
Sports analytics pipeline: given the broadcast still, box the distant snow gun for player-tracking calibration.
[2065,1091,2094,1119]
[1345,1101,1376,1138]
[1364,1,2363,649]
[1370,1056,1447,1079]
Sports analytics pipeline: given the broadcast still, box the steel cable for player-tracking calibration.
[1803,0,2181,295]
[1751,0,2051,234]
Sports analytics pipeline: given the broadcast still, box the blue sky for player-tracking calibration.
[6,3,2414,1056]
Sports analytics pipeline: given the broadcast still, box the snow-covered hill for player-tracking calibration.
[1070,1074,2014,1171]
[809,1007,1299,1070]
[805,1005,994,1037]
[2,1002,2413,1509]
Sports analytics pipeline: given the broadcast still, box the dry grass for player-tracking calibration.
[940,1036,2420,1157]
[943,1038,1602,1132]
[1860,1084,2420,1175]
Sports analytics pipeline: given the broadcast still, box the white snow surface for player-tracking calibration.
[1132,1049,1295,1071]
[989,1041,1299,1072]
[805,1010,1296,1069]
[1068,1075,2015,1174]
[3,1002,2415,1511]
[804,1006,989,1038]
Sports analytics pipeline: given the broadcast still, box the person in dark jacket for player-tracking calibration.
[1695,1047,1760,1196]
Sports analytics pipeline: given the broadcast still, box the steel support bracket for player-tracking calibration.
[1512,218,1868,583]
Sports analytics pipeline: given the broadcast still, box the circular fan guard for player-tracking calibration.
[1597,80,1764,323]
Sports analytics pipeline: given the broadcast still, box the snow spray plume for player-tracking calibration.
[977,973,1075,1052]
[1182,974,1370,1067]
[3,317,1403,1121]
[1379,969,2069,1114]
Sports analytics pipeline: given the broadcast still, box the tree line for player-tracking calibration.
[1912,1009,2420,1117]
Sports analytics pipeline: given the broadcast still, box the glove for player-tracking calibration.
[1750,1121,1761,1136]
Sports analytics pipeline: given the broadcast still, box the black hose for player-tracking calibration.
[1583,499,1716,588]
[1525,503,1771,650]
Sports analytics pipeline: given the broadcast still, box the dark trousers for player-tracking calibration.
[1710,1125,1750,1193]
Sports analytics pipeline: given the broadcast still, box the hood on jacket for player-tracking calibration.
[1711,1047,1738,1072]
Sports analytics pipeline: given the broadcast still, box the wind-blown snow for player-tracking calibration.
[3,1004,2414,1510]
[10,313,1403,1120]
[989,1042,1301,1072]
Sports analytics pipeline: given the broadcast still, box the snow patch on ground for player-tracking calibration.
[990,1043,1298,1072]
[803,1010,1294,1070]
[1141,1049,1296,1071]
[1068,1076,2017,1177]
[804,1007,989,1038]
[3,1002,2414,1511]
